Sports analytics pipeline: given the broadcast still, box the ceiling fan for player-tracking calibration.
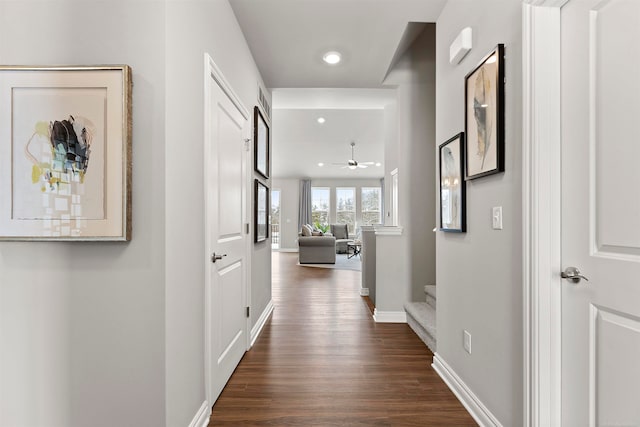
[332,142,375,169]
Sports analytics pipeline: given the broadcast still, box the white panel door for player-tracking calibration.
[561,1,640,426]
[205,67,248,405]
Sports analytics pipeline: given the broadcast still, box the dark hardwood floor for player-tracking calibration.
[209,252,477,426]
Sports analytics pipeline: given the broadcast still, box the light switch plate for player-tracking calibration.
[492,206,503,230]
[463,330,472,354]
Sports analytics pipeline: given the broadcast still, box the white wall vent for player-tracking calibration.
[257,85,271,121]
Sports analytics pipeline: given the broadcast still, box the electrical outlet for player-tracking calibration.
[463,330,472,354]
[492,206,503,230]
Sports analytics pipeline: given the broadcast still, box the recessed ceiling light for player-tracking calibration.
[323,51,341,65]
[317,117,326,124]
[375,162,381,167]
[318,162,324,167]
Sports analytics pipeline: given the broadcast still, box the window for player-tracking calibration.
[335,187,356,234]
[391,169,398,226]
[271,189,280,249]
[361,187,382,226]
[311,187,330,226]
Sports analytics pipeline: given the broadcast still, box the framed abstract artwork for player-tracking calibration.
[439,132,466,232]
[254,106,269,179]
[0,65,132,241]
[254,179,269,243]
[465,44,505,180]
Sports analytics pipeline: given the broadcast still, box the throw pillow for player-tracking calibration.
[311,231,324,236]
[301,225,312,236]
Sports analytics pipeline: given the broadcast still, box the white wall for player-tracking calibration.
[435,1,523,425]
[0,1,166,426]
[0,1,271,426]
[383,25,437,302]
[165,0,271,425]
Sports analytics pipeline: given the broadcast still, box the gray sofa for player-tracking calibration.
[298,235,336,264]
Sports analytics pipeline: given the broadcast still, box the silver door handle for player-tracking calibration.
[211,253,227,263]
[561,266,589,284]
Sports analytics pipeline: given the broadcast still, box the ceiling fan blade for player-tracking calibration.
[357,164,368,168]
[331,162,347,166]
[360,162,375,165]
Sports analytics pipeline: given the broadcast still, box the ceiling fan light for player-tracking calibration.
[348,165,357,170]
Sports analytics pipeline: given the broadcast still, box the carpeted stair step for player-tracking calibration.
[404,301,436,353]
[424,285,436,308]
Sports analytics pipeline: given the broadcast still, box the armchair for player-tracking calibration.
[330,224,351,254]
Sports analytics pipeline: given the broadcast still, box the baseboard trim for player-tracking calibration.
[250,299,274,347]
[432,354,503,427]
[359,287,370,296]
[188,400,211,427]
[373,309,406,323]
[274,248,298,253]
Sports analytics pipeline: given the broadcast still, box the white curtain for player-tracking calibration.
[298,179,312,230]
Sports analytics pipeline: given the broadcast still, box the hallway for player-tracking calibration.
[209,252,476,426]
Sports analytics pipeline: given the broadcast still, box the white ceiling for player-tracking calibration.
[273,88,396,110]
[229,0,444,179]
[228,0,447,88]
[272,108,385,179]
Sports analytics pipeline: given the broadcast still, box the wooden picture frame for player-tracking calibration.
[439,132,466,232]
[464,44,505,180]
[254,106,269,179]
[0,65,132,241]
[254,179,269,243]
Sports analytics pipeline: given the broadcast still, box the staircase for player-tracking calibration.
[404,285,436,353]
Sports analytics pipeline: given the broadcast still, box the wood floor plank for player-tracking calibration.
[209,252,477,426]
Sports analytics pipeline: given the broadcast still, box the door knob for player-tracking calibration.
[211,253,227,263]
[561,266,589,284]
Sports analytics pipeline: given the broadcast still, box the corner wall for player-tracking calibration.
[0,1,272,426]
[383,25,437,303]
[165,0,271,425]
[435,1,523,425]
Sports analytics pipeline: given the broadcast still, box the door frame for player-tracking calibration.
[203,52,252,407]
[522,1,569,426]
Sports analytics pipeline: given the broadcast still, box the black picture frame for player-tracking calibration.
[439,132,466,233]
[464,44,505,180]
[254,179,269,243]
[254,106,269,179]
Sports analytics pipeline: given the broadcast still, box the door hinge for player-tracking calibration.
[244,138,251,152]
[246,306,250,318]
[245,223,250,234]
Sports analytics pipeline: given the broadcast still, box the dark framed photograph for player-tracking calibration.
[254,179,269,243]
[254,106,269,179]
[465,44,505,180]
[439,132,466,232]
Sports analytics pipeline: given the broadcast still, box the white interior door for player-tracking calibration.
[205,58,249,405]
[561,1,640,425]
